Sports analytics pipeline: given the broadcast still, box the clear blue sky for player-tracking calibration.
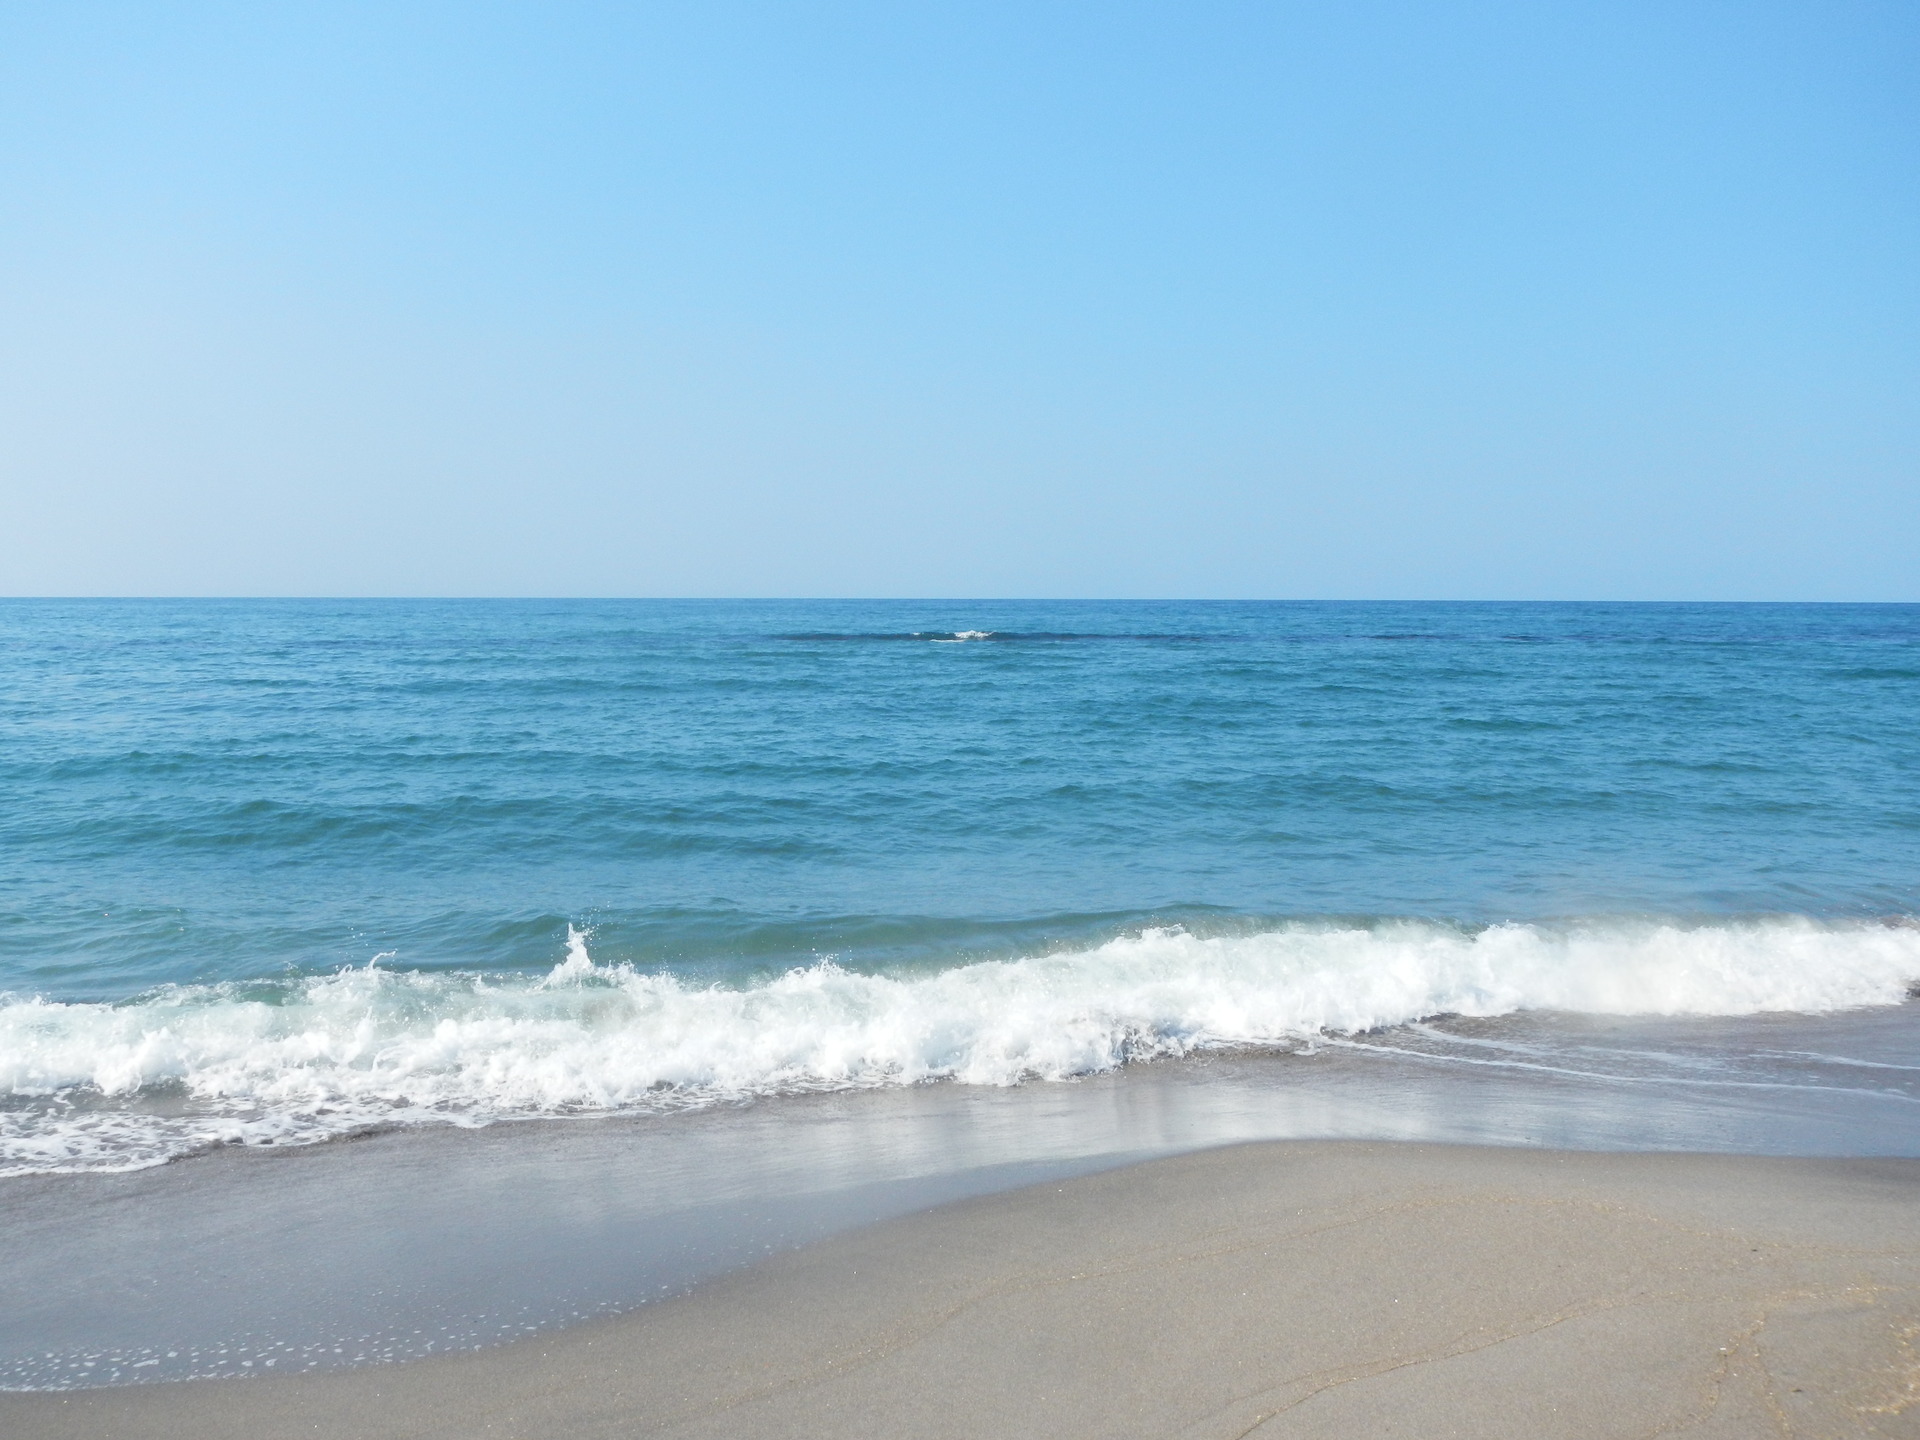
[1,2,1914,598]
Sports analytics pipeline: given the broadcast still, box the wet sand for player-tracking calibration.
[7,1140,1920,1439]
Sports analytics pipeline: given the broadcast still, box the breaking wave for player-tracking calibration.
[3,916,1916,1175]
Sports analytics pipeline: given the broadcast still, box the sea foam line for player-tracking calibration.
[1,917,1915,1174]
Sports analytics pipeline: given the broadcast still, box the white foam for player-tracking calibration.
[2,917,1915,1174]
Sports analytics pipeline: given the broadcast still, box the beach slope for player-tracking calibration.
[8,1141,1919,1439]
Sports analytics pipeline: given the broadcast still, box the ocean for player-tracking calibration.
[4,598,1919,1386]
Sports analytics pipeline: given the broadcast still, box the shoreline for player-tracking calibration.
[8,1139,1920,1438]
[9,1015,1920,1393]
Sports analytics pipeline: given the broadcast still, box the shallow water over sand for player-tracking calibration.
[5,1001,1918,1390]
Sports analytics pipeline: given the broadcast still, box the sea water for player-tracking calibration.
[3,599,1918,1174]
[4,600,1920,1387]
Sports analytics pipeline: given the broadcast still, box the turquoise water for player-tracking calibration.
[3,599,1918,1171]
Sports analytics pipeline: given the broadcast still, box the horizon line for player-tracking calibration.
[0,596,1915,606]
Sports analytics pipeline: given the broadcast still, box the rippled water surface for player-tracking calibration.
[2,599,1918,1172]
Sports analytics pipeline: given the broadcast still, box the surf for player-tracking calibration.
[3,916,1916,1175]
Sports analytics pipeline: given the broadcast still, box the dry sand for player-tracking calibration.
[7,1141,1920,1439]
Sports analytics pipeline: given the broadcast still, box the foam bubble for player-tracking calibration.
[2,917,1914,1174]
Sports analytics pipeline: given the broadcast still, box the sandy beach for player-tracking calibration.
[7,1139,1919,1439]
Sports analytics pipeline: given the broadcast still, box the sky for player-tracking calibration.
[0,2,1914,599]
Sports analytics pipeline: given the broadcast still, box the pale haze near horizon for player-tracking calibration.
[0,2,1914,600]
